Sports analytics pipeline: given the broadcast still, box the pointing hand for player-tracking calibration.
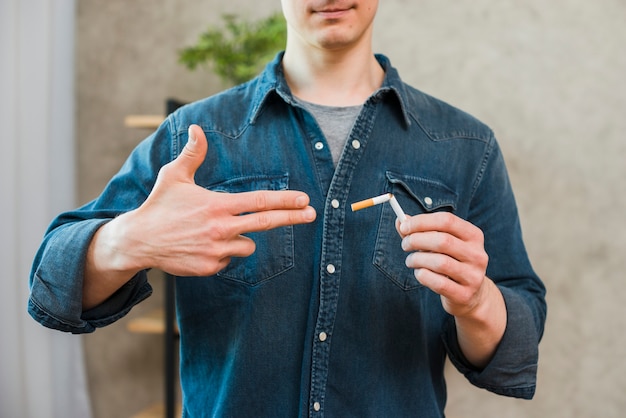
[117,124,317,277]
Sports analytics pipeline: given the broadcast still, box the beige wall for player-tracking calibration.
[76,1,626,417]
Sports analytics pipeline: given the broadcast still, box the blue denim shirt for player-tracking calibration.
[29,53,546,417]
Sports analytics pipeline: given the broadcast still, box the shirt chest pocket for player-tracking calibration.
[210,174,294,286]
[373,171,458,291]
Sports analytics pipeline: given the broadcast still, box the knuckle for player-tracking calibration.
[288,211,300,226]
[209,257,231,275]
[438,256,454,273]
[472,226,485,243]
[210,243,229,260]
[432,273,450,294]
[443,212,457,229]
[478,251,489,267]
[440,234,454,251]
[255,192,269,211]
[256,212,273,230]
[206,222,230,241]
[187,258,225,277]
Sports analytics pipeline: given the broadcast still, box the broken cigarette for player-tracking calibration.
[351,193,407,222]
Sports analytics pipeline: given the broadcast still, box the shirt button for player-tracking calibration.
[326,264,336,274]
[331,199,340,209]
[315,142,324,150]
[313,402,321,412]
[319,332,328,342]
[424,196,433,207]
[351,139,361,149]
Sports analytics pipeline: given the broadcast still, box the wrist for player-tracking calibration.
[90,211,149,275]
[454,278,507,368]
[83,212,149,310]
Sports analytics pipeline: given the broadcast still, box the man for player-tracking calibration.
[29,0,547,416]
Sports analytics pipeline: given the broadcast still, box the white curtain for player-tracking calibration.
[0,0,92,417]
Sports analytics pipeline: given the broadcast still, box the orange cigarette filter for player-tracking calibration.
[351,193,392,212]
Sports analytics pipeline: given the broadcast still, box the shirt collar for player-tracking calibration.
[248,52,412,127]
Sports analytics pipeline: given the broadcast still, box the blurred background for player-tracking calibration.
[2,0,625,417]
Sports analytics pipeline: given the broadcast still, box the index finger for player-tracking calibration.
[400,212,482,242]
[233,205,317,234]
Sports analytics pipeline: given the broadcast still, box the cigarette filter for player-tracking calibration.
[351,193,392,212]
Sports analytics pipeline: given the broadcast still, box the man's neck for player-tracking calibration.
[282,43,385,107]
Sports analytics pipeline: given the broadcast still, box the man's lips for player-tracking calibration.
[314,8,352,19]
[312,2,354,18]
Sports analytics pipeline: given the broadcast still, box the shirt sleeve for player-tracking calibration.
[28,217,153,334]
[28,119,177,334]
[442,134,547,399]
[442,287,541,399]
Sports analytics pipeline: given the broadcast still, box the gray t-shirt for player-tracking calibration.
[295,98,363,166]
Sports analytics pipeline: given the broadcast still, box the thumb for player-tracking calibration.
[172,124,208,182]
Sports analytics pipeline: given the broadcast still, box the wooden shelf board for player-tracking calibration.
[127,308,179,335]
[131,402,182,418]
[124,114,165,129]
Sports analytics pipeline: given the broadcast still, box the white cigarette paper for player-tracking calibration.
[388,195,407,222]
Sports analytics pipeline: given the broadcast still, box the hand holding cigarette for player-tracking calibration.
[397,210,505,367]
[353,191,503,366]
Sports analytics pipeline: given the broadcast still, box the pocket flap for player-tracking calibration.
[385,171,457,212]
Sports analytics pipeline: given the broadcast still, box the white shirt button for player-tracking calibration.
[315,142,324,150]
[313,402,321,411]
[319,332,328,342]
[331,199,340,209]
[424,196,433,207]
[326,264,336,274]
[351,139,361,149]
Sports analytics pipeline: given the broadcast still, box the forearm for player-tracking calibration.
[454,277,507,369]
[83,212,147,310]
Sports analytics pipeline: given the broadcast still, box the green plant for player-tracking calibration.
[179,12,287,86]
